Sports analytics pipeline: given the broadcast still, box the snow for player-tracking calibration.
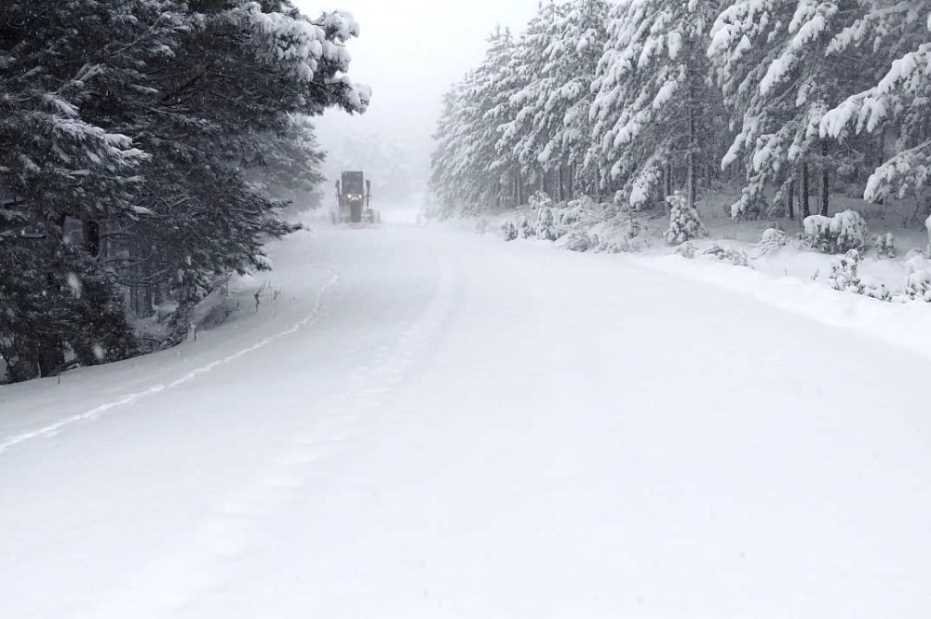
[3,222,931,617]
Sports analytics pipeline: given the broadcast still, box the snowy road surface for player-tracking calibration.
[2,223,931,618]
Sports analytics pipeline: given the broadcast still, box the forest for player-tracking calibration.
[430,0,930,223]
[0,0,368,382]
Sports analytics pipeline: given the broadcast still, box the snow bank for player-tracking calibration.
[638,253,931,362]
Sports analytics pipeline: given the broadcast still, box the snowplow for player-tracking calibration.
[333,171,380,224]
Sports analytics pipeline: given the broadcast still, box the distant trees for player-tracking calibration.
[431,2,610,214]
[0,0,368,381]
[430,0,931,224]
[431,27,518,212]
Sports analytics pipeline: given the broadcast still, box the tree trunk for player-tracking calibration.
[83,219,100,257]
[664,161,673,199]
[516,169,523,206]
[686,45,698,210]
[786,179,796,220]
[876,131,886,205]
[686,106,697,209]
[800,163,811,218]
[819,139,830,216]
[567,164,574,199]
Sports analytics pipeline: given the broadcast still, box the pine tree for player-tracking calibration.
[546,0,610,196]
[497,2,567,197]
[820,1,931,204]
[0,0,369,381]
[244,115,327,211]
[589,0,726,211]
[431,28,519,212]
[708,0,873,218]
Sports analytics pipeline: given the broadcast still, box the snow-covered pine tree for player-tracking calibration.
[431,27,520,212]
[708,0,874,219]
[243,114,327,214]
[0,0,369,380]
[0,0,183,378]
[820,1,931,205]
[544,0,610,197]
[496,2,567,199]
[589,0,726,211]
[487,25,535,207]
[430,84,469,215]
[99,1,370,341]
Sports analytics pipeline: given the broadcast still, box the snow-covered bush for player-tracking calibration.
[803,210,869,254]
[872,232,896,259]
[555,230,592,253]
[501,220,519,242]
[558,196,590,228]
[536,207,558,241]
[758,228,787,255]
[828,250,861,291]
[803,215,833,252]
[904,270,931,302]
[519,215,535,239]
[675,242,697,259]
[529,191,553,210]
[903,254,931,302]
[761,228,787,246]
[587,210,649,254]
[834,211,870,252]
[828,250,891,301]
[703,244,750,267]
[664,193,708,245]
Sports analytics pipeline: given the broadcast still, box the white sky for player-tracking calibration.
[295,0,538,194]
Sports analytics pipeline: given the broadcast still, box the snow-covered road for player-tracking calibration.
[2,223,931,618]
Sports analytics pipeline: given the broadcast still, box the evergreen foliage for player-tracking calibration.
[431,0,930,230]
[0,0,368,381]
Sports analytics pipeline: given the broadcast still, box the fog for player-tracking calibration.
[295,0,538,217]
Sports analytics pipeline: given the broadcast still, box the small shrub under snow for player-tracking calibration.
[703,244,750,267]
[528,191,553,210]
[827,249,891,301]
[519,215,535,239]
[803,210,869,254]
[758,228,787,256]
[501,220,518,242]
[587,210,649,254]
[761,228,787,246]
[664,193,707,245]
[675,241,697,259]
[555,230,592,253]
[904,254,931,302]
[536,207,558,241]
[872,232,896,258]
[904,270,931,302]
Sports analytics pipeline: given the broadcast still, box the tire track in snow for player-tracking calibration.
[0,269,341,456]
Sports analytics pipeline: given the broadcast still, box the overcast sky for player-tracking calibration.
[294,0,538,197]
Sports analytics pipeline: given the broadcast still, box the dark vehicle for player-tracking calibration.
[334,171,380,224]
